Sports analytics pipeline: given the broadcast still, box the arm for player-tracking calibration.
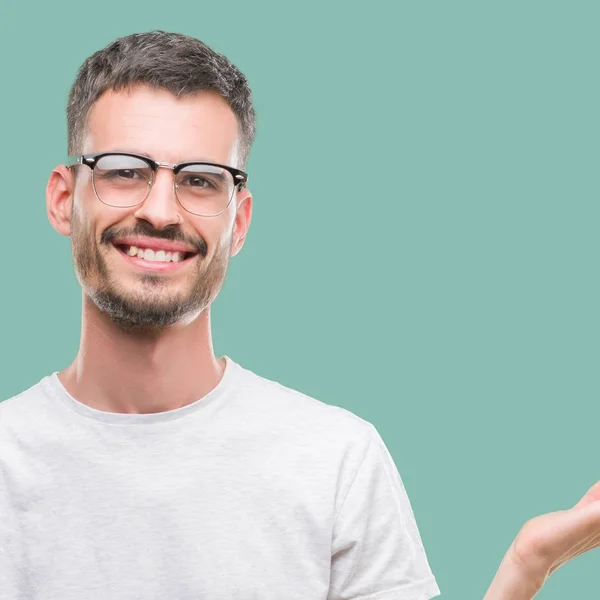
[328,426,440,599]
[483,541,546,600]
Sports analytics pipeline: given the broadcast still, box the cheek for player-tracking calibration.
[77,191,137,246]
[71,207,98,250]
[190,213,232,249]
[211,227,235,260]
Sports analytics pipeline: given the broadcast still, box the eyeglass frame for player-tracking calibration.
[68,151,249,217]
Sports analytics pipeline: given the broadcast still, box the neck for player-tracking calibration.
[58,293,225,414]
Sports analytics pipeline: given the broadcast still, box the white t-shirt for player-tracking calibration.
[0,356,440,599]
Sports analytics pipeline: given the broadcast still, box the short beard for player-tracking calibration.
[90,252,228,333]
[71,206,230,334]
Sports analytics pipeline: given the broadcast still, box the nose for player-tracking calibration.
[133,167,183,229]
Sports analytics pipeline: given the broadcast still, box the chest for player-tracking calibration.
[4,444,335,599]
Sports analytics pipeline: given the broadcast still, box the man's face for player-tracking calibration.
[66,85,249,331]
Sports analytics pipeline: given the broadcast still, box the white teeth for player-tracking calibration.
[123,245,185,263]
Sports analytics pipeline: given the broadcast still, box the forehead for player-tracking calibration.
[82,85,241,166]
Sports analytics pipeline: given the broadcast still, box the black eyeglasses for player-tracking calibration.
[69,152,249,217]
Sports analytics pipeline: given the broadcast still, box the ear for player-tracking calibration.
[230,188,252,257]
[46,165,76,237]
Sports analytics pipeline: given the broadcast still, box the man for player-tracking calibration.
[0,31,598,600]
[0,30,440,600]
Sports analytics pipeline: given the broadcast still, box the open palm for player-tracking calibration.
[485,481,600,598]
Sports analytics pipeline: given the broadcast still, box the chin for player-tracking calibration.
[87,283,196,329]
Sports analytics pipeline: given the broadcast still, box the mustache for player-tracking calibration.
[100,223,208,258]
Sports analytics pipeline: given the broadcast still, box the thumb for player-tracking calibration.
[573,481,600,509]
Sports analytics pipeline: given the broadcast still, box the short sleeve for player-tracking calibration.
[328,426,440,600]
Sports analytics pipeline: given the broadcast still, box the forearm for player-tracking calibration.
[483,544,546,600]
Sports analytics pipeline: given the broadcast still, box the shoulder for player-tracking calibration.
[230,359,376,450]
[0,376,54,432]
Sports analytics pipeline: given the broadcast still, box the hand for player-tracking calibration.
[484,481,600,600]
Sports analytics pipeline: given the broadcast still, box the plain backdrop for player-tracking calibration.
[0,1,598,598]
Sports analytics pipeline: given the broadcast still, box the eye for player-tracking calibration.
[95,155,152,181]
[181,175,213,188]
[102,169,144,180]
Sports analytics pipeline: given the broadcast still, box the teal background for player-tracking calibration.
[1,1,598,597]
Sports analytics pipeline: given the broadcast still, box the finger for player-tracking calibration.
[548,530,600,574]
[565,531,600,562]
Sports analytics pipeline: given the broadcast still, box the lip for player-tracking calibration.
[112,236,198,254]
[114,245,196,272]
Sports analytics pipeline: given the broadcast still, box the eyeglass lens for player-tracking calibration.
[91,154,236,216]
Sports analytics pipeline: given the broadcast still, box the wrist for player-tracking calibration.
[483,543,547,600]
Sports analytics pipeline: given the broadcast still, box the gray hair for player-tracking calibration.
[67,31,256,167]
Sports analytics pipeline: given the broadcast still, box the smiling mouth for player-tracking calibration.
[114,244,197,264]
